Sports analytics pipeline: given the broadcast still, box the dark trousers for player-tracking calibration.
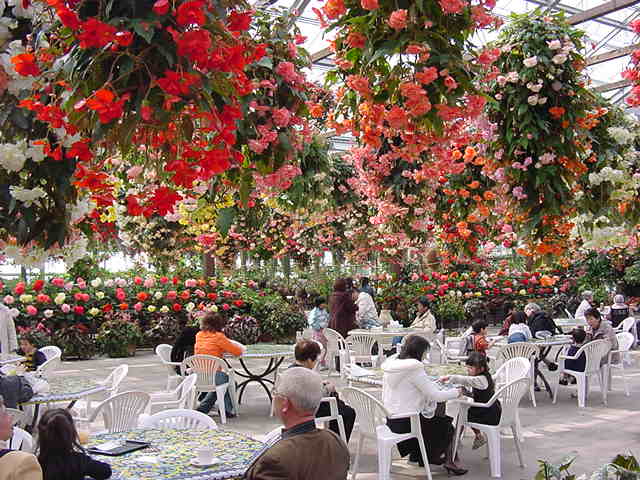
[387,414,455,466]
[316,396,356,442]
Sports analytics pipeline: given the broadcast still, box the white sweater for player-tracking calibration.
[381,358,459,417]
[508,323,532,341]
[0,304,18,355]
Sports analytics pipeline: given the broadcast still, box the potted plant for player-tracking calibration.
[54,323,97,360]
[623,261,640,298]
[96,312,143,358]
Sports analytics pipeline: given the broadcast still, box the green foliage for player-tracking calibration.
[244,291,306,342]
[96,313,143,358]
[224,314,260,345]
[432,295,466,329]
[535,453,639,480]
[623,261,640,287]
[54,325,98,360]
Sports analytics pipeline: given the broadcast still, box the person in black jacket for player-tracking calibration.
[37,409,111,480]
[170,323,199,372]
[525,303,561,387]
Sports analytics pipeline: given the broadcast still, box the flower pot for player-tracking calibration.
[107,344,136,358]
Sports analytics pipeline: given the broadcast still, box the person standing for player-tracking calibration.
[0,304,18,355]
[355,290,379,330]
[307,297,329,368]
[359,277,376,301]
[328,279,357,338]
[245,368,349,480]
[574,291,593,321]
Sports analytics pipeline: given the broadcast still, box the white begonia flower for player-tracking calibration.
[154,291,163,300]
[96,291,105,300]
[44,309,54,318]
[523,56,537,67]
[160,305,169,313]
[104,279,114,288]
[147,305,156,313]
[54,293,66,305]
[506,71,519,82]
[91,278,102,288]
[607,126,634,145]
[527,82,543,93]
[19,294,33,303]
[547,40,562,49]
[527,95,539,105]
[9,186,46,206]
[88,307,100,316]
[185,302,195,312]
[496,75,507,86]
[0,141,27,172]
[495,93,503,100]
[551,53,568,64]
[26,141,46,163]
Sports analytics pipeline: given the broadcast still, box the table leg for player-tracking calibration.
[235,356,286,404]
[535,347,554,398]
[27,404,41,433]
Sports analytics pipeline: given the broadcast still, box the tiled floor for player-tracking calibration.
[52,348,640,479]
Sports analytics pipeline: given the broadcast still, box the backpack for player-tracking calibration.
[0,374,34,408]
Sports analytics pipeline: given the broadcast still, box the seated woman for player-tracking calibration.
[37,409,111,480]
[585,308,619,365]
[382,335,467,475]
[608,294,630,328]
[393,296,435,346]
[18,335,47,372]
[507,312,532,343]
[194,312,246,418]
[441,352,501,450]
[289,340,356,442]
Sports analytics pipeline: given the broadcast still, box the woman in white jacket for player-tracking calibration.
[355,290,379,329]
[382,335,467,475]
[0,304,18,355]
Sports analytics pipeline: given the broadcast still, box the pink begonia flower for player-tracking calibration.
[195,289,206,298]
[64,282,74,291]
[61,303,71,313]
[185,279,197,288]
[3,295,14,304]
[51,277,65,287]
[116,278,127,288]
[272,108,292,127]
[501,224,513,234]
[127,166,144,179]
[134,302,143,312]
[411,272,419,281]
[248,139,268,154]
[26,305,38,316]
[388,9,408,30]
[275,62,301,84]
[209,279,217,288]
[361,0,379,10]
[512,186,527,200]
[143,277,155,288]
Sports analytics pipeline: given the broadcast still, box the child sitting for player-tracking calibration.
[18,335,47,372]
[470,320,496,356]
[507,312,532,343]
[441,352,501,450]
[559,328,587,385]
[308,297,329,368]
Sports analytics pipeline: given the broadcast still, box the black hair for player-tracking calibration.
[398,335,430,361]
[417,296,431,308]
[37,409,85,480]
[465,352,494,390]
[314,296,326,308]
[571,328,586,344]
[584,308,601,322]
[504,302,515,311]
[472,319,488,333]
[360,277,370,286]
[510,311,527,325]
[294,340,321,363]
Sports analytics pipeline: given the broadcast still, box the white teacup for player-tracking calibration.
[196,447,215,464]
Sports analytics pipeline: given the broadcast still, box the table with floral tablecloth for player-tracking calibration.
[89,428,267,480]
[347,363,467,387]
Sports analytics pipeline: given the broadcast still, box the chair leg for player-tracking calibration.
[621,366,630,397]
[337,416,348,445]
[511,425,525,468]
[576,376,586,408]
[598,370,607,406]
[416,433,433,480]
[377,438,393,480]
[351,434,364,480]
[552,375,560,404]
[486,430,502,478]
[216,386,228,424]
[515,411,524,443]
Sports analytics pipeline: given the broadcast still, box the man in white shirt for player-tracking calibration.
[574,291,593,321]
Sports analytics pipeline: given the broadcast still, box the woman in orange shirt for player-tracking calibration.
[195,312,245,417]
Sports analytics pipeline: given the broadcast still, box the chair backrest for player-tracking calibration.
[325,328,346,351]
[495,343,538,367]
[90,391,150,433]
[535,330,553,340]
[177,374,198,409]
[9,427,33,452]
[615,332,634,353]
[141,408,217,430]
[495,378,530,427]
[564,309,575,320]
[181,355,229,388]
[6,408,27,427]
[262,426,283,445]
[342,387,389,438]
[621,317,637,333]
[445,337,464,354]
[40,345,62,360]
[36,355,61,378]
[462,326,473,337]
[155,344,173,364]
[347,334,377,356]
[494,357,531,386]
[579,340,611,374]
[104,364,129,395]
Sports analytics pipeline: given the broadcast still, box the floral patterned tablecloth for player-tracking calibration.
[89,428,267,480]
[241,344,293,358]
[22,376,106,405]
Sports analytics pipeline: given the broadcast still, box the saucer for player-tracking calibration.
[191,458,219,467]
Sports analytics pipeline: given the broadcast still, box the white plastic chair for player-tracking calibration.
[607,332,634,396]
[494,343,538,407]
[147,374,198,413]
[443,336,468,363]
[181,354,238,424]
[325,328,348,376]
[343,387,432,480]
[453,378,529,478]
[614,317,637,347]
[564,309,574,320]
[534,330,553,340]
[155,344,183,391]
[493,357,531,442]
[88,391,150,433]
[40,345,62,360]
[35,355,61,379]
[315,396,347,444]
[9,426,33,452]
[6,408,27,427]
[84,364,129,416]
[141,408,217,430]
[346,334,380,367]
[553,339,610,408]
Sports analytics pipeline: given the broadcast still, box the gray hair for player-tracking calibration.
[614,294,625,304]
[581,291,593,300]
[276,367,323,413]
[524,302,540,314]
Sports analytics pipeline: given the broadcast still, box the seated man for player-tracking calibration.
[0,397,43,480]
[245,368,349,480]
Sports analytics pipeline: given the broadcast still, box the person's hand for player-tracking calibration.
[323,380,336,393]
[439,375,450,383]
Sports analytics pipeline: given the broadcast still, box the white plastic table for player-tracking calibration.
[0,354,24,366]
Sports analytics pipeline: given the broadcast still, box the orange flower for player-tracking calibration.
[549,106,565,119]
[463,146,476,162]
[467,180,480,189]
[458,188,470,198]
[11,53,40,76]
[308,103,324,118]
[482,191,496,201]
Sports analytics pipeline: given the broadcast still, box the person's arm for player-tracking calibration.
[244,449,289,480]
[219,335,245,356]
[448,374,489,390]
[82,454,112,480]
[413,371,460,403]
